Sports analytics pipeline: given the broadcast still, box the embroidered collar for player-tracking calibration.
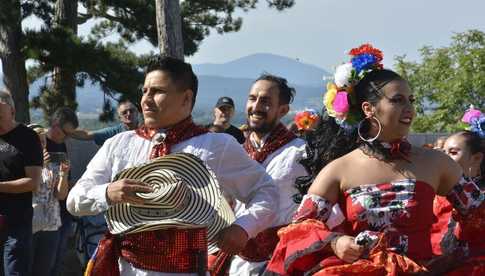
[243,123,296,163]
[135,116,208,159]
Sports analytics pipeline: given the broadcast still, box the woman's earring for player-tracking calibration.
[358,116,382,143]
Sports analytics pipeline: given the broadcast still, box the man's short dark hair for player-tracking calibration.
[255,74,295,105]
[50,107,79,128]
[145,56,198,108]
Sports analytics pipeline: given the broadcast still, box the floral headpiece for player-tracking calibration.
[462,105,485,138]
[324,44,384,128]
[294,109,320,131]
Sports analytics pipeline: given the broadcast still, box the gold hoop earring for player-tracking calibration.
[358,116,382,143]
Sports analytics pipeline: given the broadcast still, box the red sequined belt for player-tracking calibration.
[238,225,284,262]
[91,228,208,275]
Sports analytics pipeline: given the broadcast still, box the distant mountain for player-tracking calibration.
[193,53,330,87]
[28,79,107,114]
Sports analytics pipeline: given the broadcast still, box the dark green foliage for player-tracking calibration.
[395,30,485,132]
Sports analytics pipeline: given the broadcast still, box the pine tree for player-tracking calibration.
[0,0,30,123]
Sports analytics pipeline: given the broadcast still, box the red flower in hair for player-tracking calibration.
[294,110,319,131]
[349,44,384,65]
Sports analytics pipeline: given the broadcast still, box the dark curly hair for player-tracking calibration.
[293,69,406,203]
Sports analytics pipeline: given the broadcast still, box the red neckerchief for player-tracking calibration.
[135,116,208,159]
[243,123,296,163]
[381,139,412,162]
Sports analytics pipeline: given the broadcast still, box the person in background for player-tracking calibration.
[0,90,43,276]
[431,117,485,274]
[28,124,70,276]
[208,124,225,133]
[433,136,448,151]
[210,96,245,144]
[66,100,140,146]
[45,107,79,276]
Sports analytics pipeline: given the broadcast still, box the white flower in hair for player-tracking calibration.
[334,62,353,88]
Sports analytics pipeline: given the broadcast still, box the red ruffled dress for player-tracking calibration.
[431,177,485,275]
[265,178,485,276]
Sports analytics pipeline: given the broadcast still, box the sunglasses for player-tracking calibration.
[120,108,136,116]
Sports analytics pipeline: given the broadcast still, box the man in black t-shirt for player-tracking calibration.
[210,96,245,143]
[0,90,43,276]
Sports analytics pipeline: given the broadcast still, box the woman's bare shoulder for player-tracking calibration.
[308,149,360,202]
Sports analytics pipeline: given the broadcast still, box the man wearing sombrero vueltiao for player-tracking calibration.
[66,56,278,276]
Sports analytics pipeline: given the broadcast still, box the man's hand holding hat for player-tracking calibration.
[106,179,153,205]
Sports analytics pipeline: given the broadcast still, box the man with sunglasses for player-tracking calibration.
[43,107,79,275]
[66,100,140,146]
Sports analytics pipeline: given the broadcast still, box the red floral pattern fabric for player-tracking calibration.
[265,180,436,275]
[343,180,434,258]
[292,194,333,223]
[446,176,485,215]
[431,195,457,256]
[266,178,485,275]
[429,176,485,275]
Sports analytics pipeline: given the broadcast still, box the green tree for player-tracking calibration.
[395,30,485,133]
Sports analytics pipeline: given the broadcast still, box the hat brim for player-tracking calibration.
[215,103,234,108]
[106,153,235,253]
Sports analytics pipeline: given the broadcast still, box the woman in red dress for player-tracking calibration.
[431,130,485,275]
[264,45,485,275]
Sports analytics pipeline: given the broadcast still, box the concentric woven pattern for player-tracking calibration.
[105,153,235,253]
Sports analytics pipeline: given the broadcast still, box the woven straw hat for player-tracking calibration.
[105,153,235,253]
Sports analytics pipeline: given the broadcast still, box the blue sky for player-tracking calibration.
[2,0,485,74]
[183,0,485,70]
